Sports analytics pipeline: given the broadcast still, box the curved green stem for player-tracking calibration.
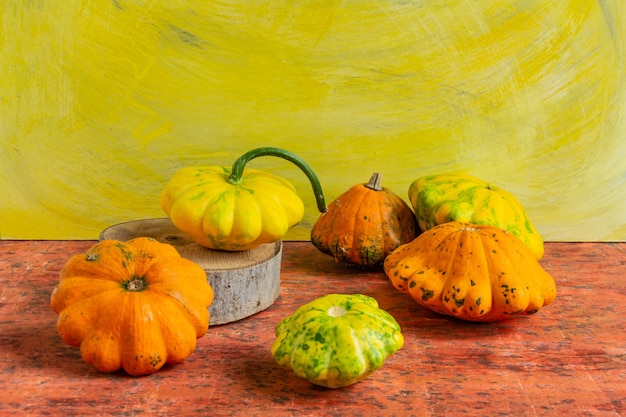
[228,147,328,213]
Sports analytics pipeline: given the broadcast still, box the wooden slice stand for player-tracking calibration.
[100,218,282,325]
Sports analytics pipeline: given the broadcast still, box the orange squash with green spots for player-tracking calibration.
[311,172,418,267]
[50,237,213,375]
[383,222,556,322]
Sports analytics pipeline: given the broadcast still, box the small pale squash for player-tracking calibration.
[271,294,404,389]
[408,173,544,259]
[311,172,419,266]
[161,147,327,251]
[383,222,556,322]
[50,237,214,376]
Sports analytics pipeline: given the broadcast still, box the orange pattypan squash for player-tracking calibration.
[51,237,213,376]
[384,222,556,322]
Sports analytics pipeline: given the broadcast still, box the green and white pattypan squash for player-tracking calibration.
[271,294,404,389]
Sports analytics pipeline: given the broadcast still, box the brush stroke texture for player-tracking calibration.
[1,0,624,240]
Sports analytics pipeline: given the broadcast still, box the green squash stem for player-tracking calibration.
[228,147,328,213]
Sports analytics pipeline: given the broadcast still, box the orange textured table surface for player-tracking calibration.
[0,240,625,417]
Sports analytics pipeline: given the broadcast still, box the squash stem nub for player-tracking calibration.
[365,172,383,191]
[228,147,328,212]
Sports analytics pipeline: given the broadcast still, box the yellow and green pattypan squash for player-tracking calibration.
[161,147,327,251]
[408,173,544,259]
[271,293,404,389]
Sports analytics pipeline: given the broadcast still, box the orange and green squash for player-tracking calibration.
[50,237,214,376]
[408,173,544,259]
[271,293,404,389]
[161,147,328,251]
[311,172,419,266]
[383,222,556,322]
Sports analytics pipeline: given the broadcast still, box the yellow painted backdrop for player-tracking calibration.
[2,0,625,241]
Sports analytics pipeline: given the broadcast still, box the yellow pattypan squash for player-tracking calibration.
[161,147,327,251]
